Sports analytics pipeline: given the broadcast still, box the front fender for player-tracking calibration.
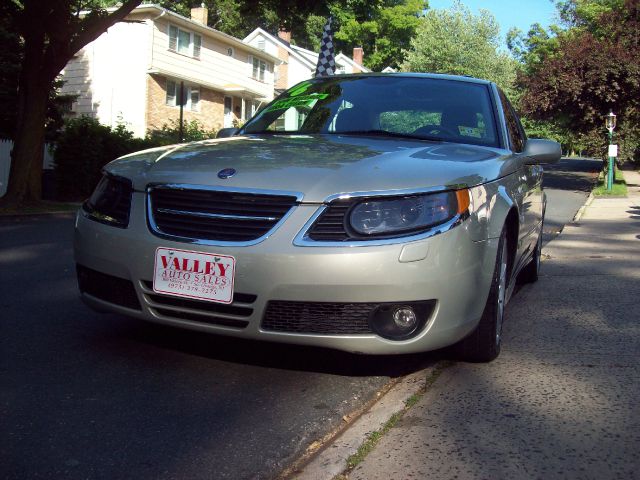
[468,180,518,241]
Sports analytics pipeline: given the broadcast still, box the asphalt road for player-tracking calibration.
[542,156,601,244]
[0,158,598,480]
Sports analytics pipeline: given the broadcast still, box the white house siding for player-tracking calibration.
[287,55,313,88]
[245,32,280,58]
[150,18,273,101]
[60,49,94,116]
[60,21,149,137]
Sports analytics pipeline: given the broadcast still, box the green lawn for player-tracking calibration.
[593,167,627,196]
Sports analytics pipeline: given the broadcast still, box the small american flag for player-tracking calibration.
[315,16,336,77]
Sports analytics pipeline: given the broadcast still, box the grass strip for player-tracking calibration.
[593,167,627,196]
[336,361,453,478]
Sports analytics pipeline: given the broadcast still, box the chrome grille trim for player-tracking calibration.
[157,208,278,222]
[147,184,303,246]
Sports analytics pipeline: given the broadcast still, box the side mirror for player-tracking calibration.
[522,139,561,164]
[217,127,239,138]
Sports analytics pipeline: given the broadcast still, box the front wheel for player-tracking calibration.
[454,227,509,362]
[518,223,542,284]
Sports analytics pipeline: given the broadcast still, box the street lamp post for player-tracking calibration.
[605,111,617,191]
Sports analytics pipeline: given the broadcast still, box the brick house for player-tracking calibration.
[60,5,279,137]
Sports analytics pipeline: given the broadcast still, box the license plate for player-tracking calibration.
[153,247,235,304]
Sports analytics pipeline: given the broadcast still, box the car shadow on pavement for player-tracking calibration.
[96,316,440,378]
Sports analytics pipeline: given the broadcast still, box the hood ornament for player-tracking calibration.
[217,168,236,179]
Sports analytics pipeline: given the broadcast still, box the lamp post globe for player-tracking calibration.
[605,111,616,133]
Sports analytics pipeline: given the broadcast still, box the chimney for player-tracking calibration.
[278,29,292,45]
[191,4,208,25]
[353,47,364,66]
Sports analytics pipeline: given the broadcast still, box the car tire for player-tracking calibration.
[518,221,543,284]
[454,227,509,363]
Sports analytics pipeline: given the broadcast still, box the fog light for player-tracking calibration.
[368,301,435,341]
[393,307,417,330]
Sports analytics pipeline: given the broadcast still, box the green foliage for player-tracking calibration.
[555,0,624,29]
[401,1,518,95]
[0,1,21,140]
[54,116,147,200]
[517,0,640,163]
[145,119,218,146]
[332,0,427,71]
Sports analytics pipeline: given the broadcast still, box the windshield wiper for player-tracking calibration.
[335,129,444,142]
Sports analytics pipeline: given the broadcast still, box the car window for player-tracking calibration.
[242,76,500,148]
[498,89,525,152]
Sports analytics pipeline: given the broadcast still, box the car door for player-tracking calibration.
[498,90,542,260]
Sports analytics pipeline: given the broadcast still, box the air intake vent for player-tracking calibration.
[262,300,376,334]
[148,186,299,243]
[306,202,351,241]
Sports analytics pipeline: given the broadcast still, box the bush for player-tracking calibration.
[145,119,217,146]
[54,117,218,200]
[54,116,149,200]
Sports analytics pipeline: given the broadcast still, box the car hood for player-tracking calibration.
[106,134,515,203]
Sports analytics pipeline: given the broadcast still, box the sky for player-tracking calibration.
[427,0,559,40]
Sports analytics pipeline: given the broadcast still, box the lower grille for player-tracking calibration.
[262,301,376,334]
[76,265,141,310]
[140,280,256,329]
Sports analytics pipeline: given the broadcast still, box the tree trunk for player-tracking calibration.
[3,79,49,205]
[0,0,142,208]
[0,12,49,207]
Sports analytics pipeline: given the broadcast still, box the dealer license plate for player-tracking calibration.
[153,247,235,304]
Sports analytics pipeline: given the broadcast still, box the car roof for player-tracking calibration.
[312,72,494,86]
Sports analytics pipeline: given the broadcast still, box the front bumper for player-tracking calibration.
[74,193,498,354]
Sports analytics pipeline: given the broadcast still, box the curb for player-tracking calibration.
[573,191,594,222]
[0,207,79,219]
[285,364,442,480]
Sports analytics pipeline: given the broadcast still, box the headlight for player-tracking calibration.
[348,190,470,237]
[82,174,133,228]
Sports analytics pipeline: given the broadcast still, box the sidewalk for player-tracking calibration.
[341,171,640,479]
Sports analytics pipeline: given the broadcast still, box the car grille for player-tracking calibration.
[140,281,256,329]
[76,265,141,310]
[148,186,299,243]
[262,301,375,334]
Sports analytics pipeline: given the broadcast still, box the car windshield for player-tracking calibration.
[241,75,500,147]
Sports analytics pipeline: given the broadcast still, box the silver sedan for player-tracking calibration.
[74,73,560,361]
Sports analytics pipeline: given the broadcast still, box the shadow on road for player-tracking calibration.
[93,315,439,378]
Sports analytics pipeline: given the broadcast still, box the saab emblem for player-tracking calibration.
[217,168,236,179]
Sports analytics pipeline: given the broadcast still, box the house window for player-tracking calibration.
[168,25,202,59]
[190,87,200,111]
[251,57,268,82]
[166,79,200,111]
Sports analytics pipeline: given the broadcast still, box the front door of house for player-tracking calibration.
[224,96,233,128]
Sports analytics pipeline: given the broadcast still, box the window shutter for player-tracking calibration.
[168,25,178,51]
[248,55,253,77]
[193,34,202,59]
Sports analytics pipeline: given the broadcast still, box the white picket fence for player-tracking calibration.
[0,140,54,197]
